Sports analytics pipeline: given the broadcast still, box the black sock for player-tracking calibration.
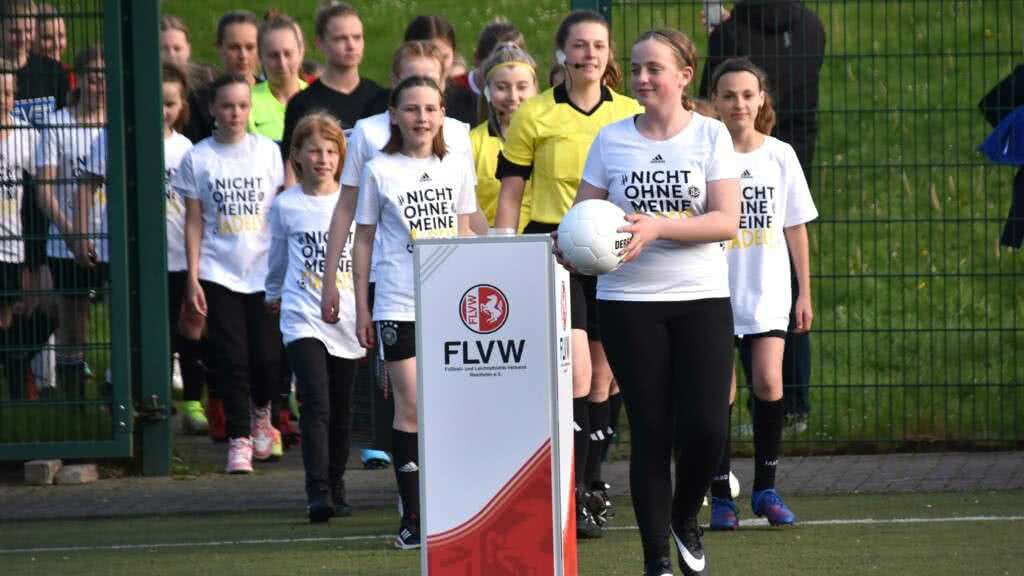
[572,397,589,491]
[392,429,420,523]
[585,400,609,486]
[608,392,622,437]
[753,397,784,492]
[711,403,734,499]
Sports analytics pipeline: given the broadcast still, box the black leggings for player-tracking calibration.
[599,297,733,563]
[202,281,281,439]
[287,338,356,501]
[168,271,207,403]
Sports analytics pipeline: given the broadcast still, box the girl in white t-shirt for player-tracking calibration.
[566,30,739,576]
[266,112,364,523]
[707,57,817,531]
[353,75,477,550]
[176,73,285,474]
[160,62,211,436]
[35,47,107,399]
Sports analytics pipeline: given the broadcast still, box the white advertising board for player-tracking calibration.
[415,235,574,576]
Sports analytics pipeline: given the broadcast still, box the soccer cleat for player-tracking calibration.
[361,448,392,469]
[644,557,673,576]
[226,437,254,474]
[307,494,335,524]
[181,400,209,434]
[206,398,227,442]
[251,405,278,461]
[277,408,300,449]
[671,518,708,576]
[710,497,739,531]
[575,488,605,539]
[270,427,284,459]
[331,479,353,518]
[586,481,614,525]
[751,489,796,526]
[729,471,741,499]
[394,519,421,550]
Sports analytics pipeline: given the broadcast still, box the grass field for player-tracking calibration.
[1,491,1021,575]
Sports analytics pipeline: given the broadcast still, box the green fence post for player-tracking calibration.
[123,0,171,476]
[570,0,612,23]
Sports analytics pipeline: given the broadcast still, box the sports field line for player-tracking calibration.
[2,515,1022,555]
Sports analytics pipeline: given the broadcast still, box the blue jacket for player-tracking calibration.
[979,106,1024,166]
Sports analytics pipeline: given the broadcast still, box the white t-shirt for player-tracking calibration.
[173,133,283,294]
[581,113,740,301]
[355,152,477,322]
[266,185,365,359]
[341,112,474,282]
[0,116,39,263]
[36,109,107,262]
[726,136,818,335]
[163,132,193,272]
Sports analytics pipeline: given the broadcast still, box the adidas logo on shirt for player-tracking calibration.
[650,154,665,164]
[741,169,753,179]
[419,173,431,182]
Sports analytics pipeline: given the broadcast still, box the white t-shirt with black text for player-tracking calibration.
[36,109,107,262]
[0,117,39,263]
[355,152,477,322]
[581,113,740,301]
[342,112,474,282]
[266,185,365,360]
[726,136,818,335]
[164,132,193,272]
[173,133,283,294]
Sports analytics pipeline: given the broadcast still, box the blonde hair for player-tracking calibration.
[391,40,446,81]
[290,112,347,181]
[634,29,699,110]
[478,43,537,136]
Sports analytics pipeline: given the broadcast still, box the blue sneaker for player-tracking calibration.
[710,496,739,530]
[751,489,796,526]
[361,448,391,469]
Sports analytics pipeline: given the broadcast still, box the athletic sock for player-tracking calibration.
[608,392,622,437]
[711,403,734,499]
[572,397,589,490]
[753,397,785,492]
[584,399,609,485]
[392,429,420,523]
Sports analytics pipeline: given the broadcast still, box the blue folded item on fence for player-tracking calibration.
[979,106,1024,166]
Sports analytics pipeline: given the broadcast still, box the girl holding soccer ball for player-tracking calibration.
[352,75,478,549]
[567,29,740,576]
[494,10,642,537]
[707,57,817,531]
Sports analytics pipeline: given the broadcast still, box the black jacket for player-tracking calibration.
[699,0,826,181]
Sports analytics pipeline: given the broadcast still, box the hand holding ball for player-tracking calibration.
[556,199,632,275]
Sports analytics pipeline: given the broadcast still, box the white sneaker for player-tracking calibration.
[226,437,253,474]
[251,405,277,461]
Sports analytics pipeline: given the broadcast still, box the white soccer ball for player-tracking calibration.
[557,199,632,276]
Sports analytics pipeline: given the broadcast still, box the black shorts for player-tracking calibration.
[0,261,23,304]
[734,329,787,347]
[524,220,599,338]
[48,257,110,294]
[377,320,415,362]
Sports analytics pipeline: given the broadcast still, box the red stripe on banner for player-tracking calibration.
[427,440,555,574]
[563,457,578,576]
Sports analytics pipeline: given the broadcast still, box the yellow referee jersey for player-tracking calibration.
[470,122,532,233]
[498,84,642,224]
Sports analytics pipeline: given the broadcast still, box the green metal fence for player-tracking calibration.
[0,0,168,472]
[591,0,1023,449]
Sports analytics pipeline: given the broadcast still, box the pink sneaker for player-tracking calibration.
[251,405,278,461]
[226,437,254,474]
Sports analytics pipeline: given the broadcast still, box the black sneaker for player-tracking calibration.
[644,557,673,576]
[307,494,334,524]
[331,480,353,518]
[395,518,421,550]
[588,480,615,524]
[671,518,708,575]
[575,488,604,539]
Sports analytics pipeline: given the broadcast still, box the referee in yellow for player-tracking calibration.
[494,9,642,539]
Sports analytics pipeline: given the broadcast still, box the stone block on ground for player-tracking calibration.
[24,459,63,485]
[55,464,99,485]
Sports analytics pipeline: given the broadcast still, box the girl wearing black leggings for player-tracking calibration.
[564,29,739,576]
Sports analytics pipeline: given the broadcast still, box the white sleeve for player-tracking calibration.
[782,143,818,227]
[354,164,381,225]
[172,149,200,199]
[580,129,609,190]
[84,131,106,178]
[264,198,287,302]
[706,121,740,182]
[35,123,58,169]
[456,121,476,185]
[24,129,39,177]
[340,123,367,188]
[455,156,478,215]
[268,140,285,190]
